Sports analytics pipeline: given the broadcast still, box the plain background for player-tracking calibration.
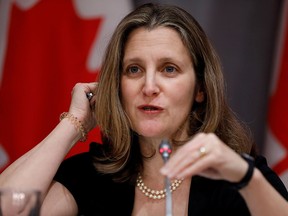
[134,0,284,152]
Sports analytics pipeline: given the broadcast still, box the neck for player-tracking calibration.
[138,138,170,179]
[138,125,189,153]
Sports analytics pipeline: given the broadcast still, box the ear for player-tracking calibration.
[195,90,204,103]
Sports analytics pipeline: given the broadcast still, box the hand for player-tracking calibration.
[160,133,249,183]
[68,82,98,132]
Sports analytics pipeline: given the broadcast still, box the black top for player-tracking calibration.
[54,143,288,216]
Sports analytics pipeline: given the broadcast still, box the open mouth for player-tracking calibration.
[139,105,163,111]
[143,106,159,111]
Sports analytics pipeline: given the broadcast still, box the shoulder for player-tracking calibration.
[55,144,97,178]
[53,142,135,215]
[54,142,113,188]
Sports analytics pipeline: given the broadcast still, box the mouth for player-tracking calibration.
[138,105,164,112]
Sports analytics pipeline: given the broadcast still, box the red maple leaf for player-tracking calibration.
[0,0,103,170]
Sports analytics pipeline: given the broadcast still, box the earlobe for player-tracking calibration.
[195,91,204,103]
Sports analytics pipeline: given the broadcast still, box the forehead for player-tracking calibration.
[125,26,183,46]
[123,27,190,61]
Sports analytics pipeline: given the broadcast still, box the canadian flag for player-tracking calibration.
[0,0,132,171]
[264,1,288,188]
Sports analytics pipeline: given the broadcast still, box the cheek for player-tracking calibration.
[172,83,195,109]
[120,79,134,110]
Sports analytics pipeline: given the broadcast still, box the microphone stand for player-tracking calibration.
[159,139,173,216]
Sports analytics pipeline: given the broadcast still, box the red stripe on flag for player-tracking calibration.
[267,14,288,175]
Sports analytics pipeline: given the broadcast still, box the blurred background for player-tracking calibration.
[0,0,287,187]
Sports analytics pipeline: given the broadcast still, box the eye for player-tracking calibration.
[162,65,180,77]
[123,65,143,78]
[127,66,140,74]
[164,66,176,73]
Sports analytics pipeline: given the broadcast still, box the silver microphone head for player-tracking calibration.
[159,139,172,160]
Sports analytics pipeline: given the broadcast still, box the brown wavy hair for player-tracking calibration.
[94,3,255,182]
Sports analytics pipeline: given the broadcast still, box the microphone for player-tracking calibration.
[159,139,173,216]
[159,139,172,162]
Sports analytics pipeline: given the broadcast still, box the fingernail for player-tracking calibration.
[167,173,174,179]
[160,167,167,174]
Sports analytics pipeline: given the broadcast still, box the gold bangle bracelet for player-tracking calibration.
[59,112,87,142]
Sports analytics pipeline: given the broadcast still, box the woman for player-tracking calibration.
[0,3,287,216]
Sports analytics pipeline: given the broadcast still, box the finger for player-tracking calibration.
[85,82,98,95]
[166,143,210,179]
[85,82,99,103]
[160,133,206,177]
[160,134,204,175]
[172,134,224,179]
[175,153,215,179]
[197,168,220,180]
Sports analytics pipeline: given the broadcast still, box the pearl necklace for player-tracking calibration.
[136,173,183,200]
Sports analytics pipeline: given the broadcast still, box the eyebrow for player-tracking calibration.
[123,57,143,64]
[123,57,182,65]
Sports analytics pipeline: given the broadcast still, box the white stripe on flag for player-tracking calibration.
[265,127,286,167]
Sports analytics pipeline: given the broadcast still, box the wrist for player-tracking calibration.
[230,153,255,190]
[59,112,88,142]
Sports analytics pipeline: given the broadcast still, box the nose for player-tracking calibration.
[142,72,160,97]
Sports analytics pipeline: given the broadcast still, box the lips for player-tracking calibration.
[138,105,164,112]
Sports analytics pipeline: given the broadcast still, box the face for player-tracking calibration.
[121,27,203,140]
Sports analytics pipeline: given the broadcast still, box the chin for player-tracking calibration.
[135,128,169,139]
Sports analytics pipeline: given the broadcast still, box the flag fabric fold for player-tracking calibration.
[264,1,288,188]
[0,0,132,171]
